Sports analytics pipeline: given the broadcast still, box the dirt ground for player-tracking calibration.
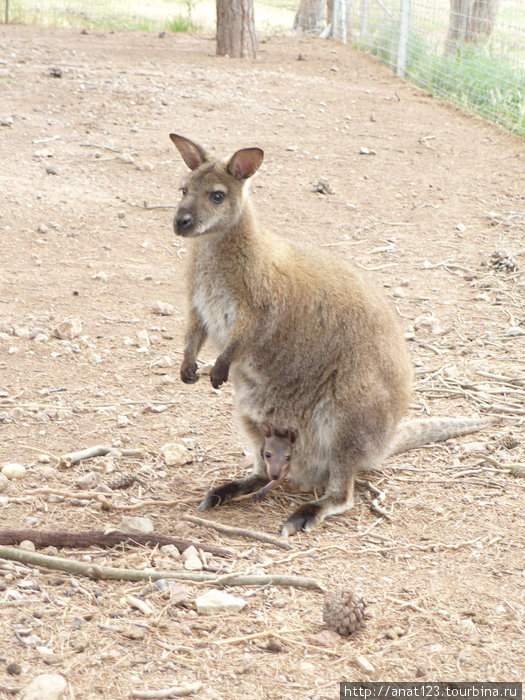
[0,25,524,700]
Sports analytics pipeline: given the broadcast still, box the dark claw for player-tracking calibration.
[281,502,322,537]
[210,358,229,389]
[181,362,199,384]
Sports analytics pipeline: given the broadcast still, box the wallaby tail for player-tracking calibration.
[387,416,497,457]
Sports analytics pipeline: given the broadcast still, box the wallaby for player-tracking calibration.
[169,133,495,536]
[252,424,297,502]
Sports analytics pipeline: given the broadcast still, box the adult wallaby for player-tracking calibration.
[170,133,494,536]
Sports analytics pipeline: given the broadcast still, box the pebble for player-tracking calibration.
[195,588,247,614]
[151,300,174,316]
[355,654,375,674]
[136,329,150,350]
[21,673,67,700]
[181,545,203,571]
[2,462,26,479]
[119,515,154,535]
[19,540,36,552]
[53,317,82,340]
[160,443,193,467]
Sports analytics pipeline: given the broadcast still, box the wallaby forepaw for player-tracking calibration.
[210,358,229,389]
[281,503,322,537]
[181,362,199,384]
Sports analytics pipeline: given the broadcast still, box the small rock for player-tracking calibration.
[53,317,82,340]
[21,673,67,700]
[308,630,341,647]
[359,146,377,155]
[160,544,180,559]
[195,588,247,614]
[75,472,101,490]
[2,462,26,480]
[1,116,13,127]
[151,300,174,316]
[160,443,193,467]
[119,516,154,535]
[120,625,145,640]
[136,330,150,350]
[19,540,36,552]
[92,271,108,282]
[355,655,375,674]
[312,177,335,195]
[181,545,203,571]
[152,355,173,368]
[117,414,130,427]
[7,662,22,675]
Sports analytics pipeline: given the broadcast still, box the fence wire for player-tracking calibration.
[346,0,525,134]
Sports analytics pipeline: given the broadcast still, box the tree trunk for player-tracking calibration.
[216,0,258,59]
[465,0,499,43]
[445,0,499,54]
[293,0,326,34]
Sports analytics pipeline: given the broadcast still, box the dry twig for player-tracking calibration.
[182,514,293,550]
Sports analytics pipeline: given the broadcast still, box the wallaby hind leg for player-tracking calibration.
[198,415,270,510]
[198,474,270,510]
[281,459,357,537]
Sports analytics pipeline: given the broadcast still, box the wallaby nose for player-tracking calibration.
[175,212,193,234]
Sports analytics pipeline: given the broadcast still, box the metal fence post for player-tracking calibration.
[397,0,411,76]
[332,0,347,43]
[359,0,368,42]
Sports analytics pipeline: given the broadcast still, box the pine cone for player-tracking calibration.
[323,588,367,637]
[107,473,136,490]
[500,433,519,450]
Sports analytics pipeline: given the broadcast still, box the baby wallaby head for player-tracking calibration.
[170,134,263,238]
[260,423,297,481]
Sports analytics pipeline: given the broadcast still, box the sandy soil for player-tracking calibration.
[0,26,523,700]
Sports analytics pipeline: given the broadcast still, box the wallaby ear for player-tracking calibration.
[228,148,264,180]
[261,423,273,439]
[288,430,298,444]
[169,134,207,171]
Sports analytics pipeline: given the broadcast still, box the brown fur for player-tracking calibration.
[169,134,494,536]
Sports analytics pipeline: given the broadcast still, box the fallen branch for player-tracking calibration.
[59,444,145,467]
[182,514,293,550]
[0,529,233,558]
[131,681,203,698]
[0,546,321,589]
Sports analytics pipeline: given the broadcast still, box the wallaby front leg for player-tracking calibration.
[210,340,240,389]
[181,310,207,384]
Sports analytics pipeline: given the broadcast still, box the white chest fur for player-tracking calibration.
[191,264,237,349]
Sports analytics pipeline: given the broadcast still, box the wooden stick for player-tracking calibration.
[59,444,145,467]
[181,514,293,550]
[0,546,321,589]
[0,528,233,558]
[131,682,202,698]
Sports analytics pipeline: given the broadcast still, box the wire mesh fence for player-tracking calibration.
[346,0,525,134]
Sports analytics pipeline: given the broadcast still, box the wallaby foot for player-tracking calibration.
[197,475,269,510]
[180,361,199,384]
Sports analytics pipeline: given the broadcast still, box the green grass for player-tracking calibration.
[406,35,525,136]
[5,0,296,34]
[361,23,525,136]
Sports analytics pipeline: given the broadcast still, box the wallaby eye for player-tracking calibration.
[264,452,271,459]
[210,191,225,204]
[180,187,187,197]
[285,456,291,462]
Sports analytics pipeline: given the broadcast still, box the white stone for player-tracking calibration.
[119,516,154,535]
[2,463,26,479]
[355,655,375,674]
[53,317,82,340]
[22,673,67,700]
[160,443,193,467]
[151,300,174,316]
[136,330,150,349]
[195,589,247,614]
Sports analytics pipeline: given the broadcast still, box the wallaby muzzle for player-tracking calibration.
[174,210,194,236]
